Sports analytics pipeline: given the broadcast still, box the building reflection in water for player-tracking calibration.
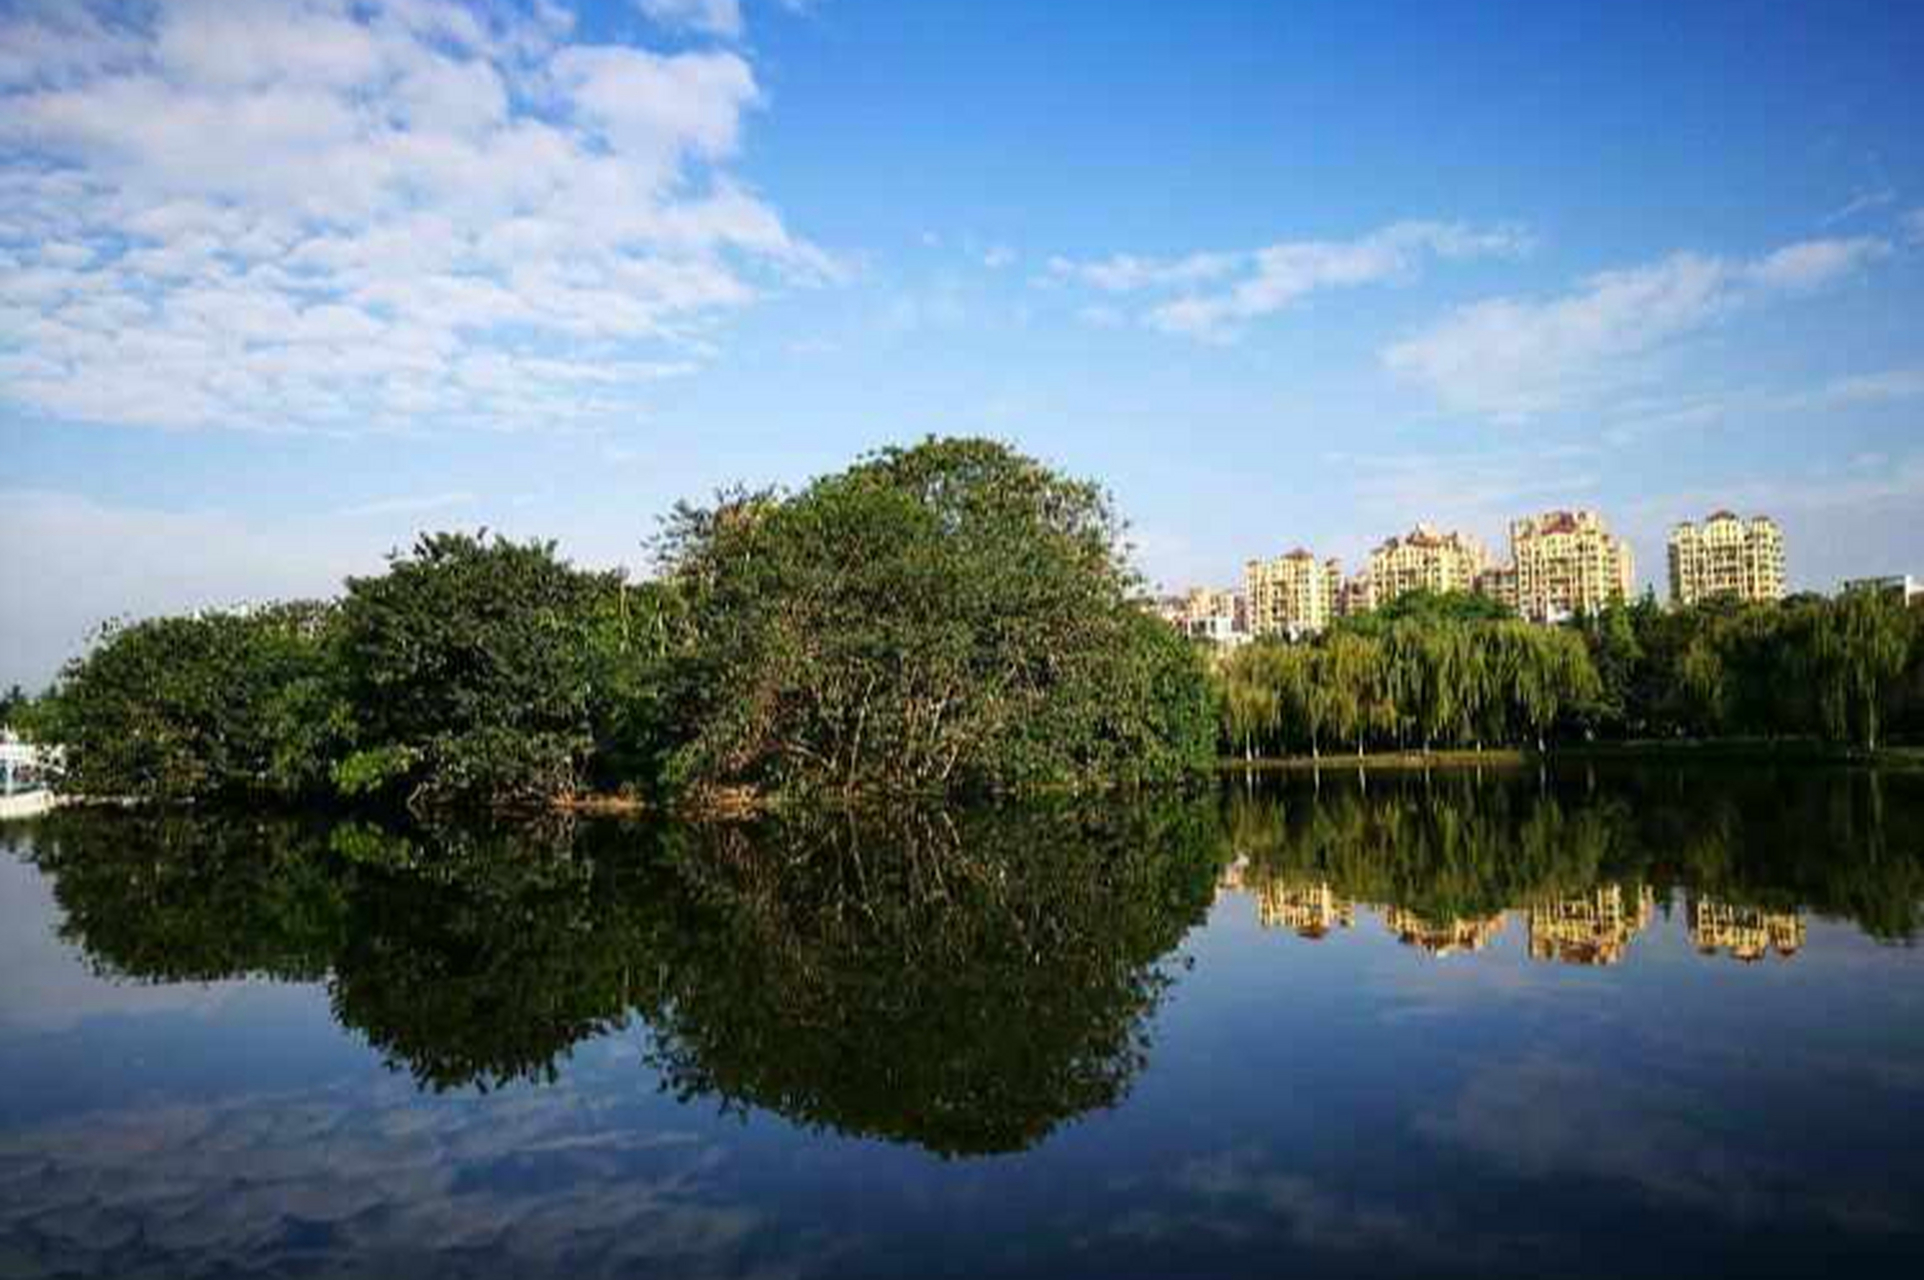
[1234,882,1815,968]
[1254,879,1355,939]
[1230,875,1814,967]
[1687,896,1806,962]
[1382,906,1507,957]
[1527,884,1656,966]
[1237,872,1504,956]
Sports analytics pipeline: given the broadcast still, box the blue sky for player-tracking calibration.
[3,0,1923,686]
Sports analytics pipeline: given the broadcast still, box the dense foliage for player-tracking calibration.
[1572,591,1924,750]
[29,603,346,803]
[654,437,1216,797]
[1218,608,1600,758]
[24,442,1923,811]
[332,531,656,808]
[1217,589,1924,760]
[29,439,1212,810]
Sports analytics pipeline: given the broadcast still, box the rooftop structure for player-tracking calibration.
[1252,880,1356,939]
[1384,906,1507,957]
[1527,884,1656,966]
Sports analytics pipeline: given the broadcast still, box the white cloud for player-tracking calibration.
[635,0,744,40]
[1383,237,1891,421]
[0,0,830,433]
[1046,221,1529,339]
[550,44,757,163]
[1744,236,1889,291]
[980,244,1016,270]
[1819,187,1896,227]
[1049,250,1240,294]
[1905,208,1924,245]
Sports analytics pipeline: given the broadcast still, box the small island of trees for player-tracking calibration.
[21,438,1215,811]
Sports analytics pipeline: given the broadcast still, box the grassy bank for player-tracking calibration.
[1220,739,1924,772]
[1221,749,1530,773]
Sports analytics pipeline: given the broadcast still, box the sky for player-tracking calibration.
[3,0,1923,687]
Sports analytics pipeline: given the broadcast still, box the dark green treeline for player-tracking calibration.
[1216,590,1924,760]
[21,438,1216,810]
[18,442,1924,813]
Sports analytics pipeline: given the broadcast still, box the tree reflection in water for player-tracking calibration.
[21,766,1924,1156]
[1222,765,1924,959]
[25,799,1224,1156]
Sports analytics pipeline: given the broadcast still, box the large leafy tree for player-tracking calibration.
[336,532,631,809]
[655,437,1216,797]
[37,603,346,803]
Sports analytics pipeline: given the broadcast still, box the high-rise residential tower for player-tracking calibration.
[1508,510,1635,623]
[1366,524,1490,605]
[1244,550,1341,637]
[1667,512,1786,607]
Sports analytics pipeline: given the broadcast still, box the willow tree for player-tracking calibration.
[1809,591,1913,751]
[1317,631,1379,755]
[1513,624,1598,751]
[1219,646,1280,760]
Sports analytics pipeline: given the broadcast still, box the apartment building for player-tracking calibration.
[1166,586,1248,647]
[1335,573,1376,619]
[1367,524,1489,605]
[1508,510,1635,623]
[1474,565,1519,615]
[1840,574,1921,605]
[1244,550,1341,637]
[1667,512,1785,606]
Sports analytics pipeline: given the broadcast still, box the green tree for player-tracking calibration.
[656,437,1214,797]
[1219,643,1283,760]
[35,603,347,803]
[1809,590,1913,751]
[0,683,27,726]
[336,533,626,809]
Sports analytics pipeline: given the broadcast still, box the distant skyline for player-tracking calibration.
[4,0,1923,686]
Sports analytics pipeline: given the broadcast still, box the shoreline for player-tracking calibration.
[0,790,62,822]
[19,743,1923,823]
[1219,740,1924,772]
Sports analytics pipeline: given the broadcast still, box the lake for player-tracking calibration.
[2,764,1922,1278]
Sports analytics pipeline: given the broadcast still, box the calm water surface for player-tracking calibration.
[2,765,1922,1278]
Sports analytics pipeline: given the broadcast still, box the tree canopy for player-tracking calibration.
[1216,615,1600,758]
[30,438,1215,811]
[654,437,1215,798]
